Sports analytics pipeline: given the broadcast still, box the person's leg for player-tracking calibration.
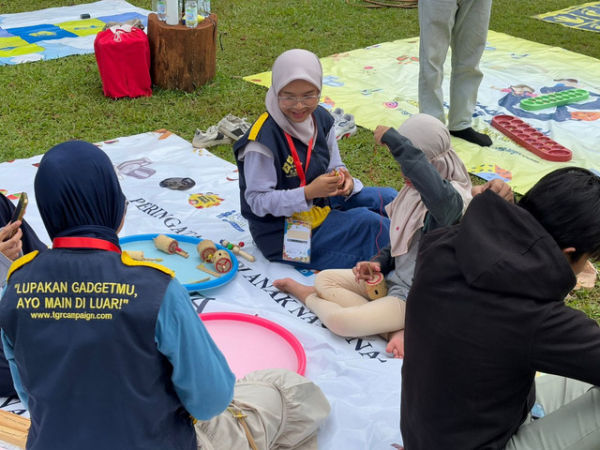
[418,0,458,123]
[305,295,405,338]
[329,186,397,216]
[195,369,330,450]
[386,328,405,358]
[313,269,372,307]
[447,0,492,145]
[308,208,390,270]
[506,375,600,450]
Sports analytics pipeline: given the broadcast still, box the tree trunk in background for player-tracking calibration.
[147,13,217,92]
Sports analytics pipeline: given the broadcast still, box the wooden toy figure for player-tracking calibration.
[197,240,217,262]
[220,240,255,262]
[153,234,189,258]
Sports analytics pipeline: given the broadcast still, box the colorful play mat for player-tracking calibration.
[534,2,600,32]
[0,131,404,449]
[0,0,149,65]
[245,30,600,194]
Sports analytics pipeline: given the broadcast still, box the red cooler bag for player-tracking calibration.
[94,26,152,99]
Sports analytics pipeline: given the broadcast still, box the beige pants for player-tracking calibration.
[306,269,405,338]
[195,369,331,450]
[506,375,600,450]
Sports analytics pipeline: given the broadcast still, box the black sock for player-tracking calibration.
[450,127,492,147]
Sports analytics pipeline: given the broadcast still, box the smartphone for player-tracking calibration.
[7,193,28,238]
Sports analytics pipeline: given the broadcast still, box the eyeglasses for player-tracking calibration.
[278,94,320,107]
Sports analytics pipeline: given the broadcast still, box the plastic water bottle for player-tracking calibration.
[154,0,167,21]
[199,0,211,17]
[185,1,198,28]
[165,0,179,25]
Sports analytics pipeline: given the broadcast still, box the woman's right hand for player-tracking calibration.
[0,221,23,261]
[353,261,381,282]
[304,172,343,200]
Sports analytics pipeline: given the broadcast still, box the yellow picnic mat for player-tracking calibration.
[534,2,600,32]
[244,30,600,194]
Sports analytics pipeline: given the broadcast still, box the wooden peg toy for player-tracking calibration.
[153,234,189,258]
[197,239,217,262]
[220,239,256,262]
[123,250,163,262]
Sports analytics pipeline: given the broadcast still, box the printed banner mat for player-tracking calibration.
[534,2,600,32]
[245,30,600,194]
[0,0,149,66]
[0,131,403,450]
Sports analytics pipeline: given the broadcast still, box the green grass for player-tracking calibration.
[0,0,598,321]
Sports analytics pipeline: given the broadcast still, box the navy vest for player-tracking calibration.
[0,247,196,450]
[233,106,334,260]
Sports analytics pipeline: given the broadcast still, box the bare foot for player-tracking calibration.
[385,329,405,359]
[273,278,316,303]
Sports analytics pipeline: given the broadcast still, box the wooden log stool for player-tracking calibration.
[147,13,218,92]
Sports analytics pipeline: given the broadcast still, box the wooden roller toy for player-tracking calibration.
[363,268,388,300]
[153,234,189,258]
[123,250,163,262]
[197,239,217,262]
[220,239,256,262]
[212,250,233,273]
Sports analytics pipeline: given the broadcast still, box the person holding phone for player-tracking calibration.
[0,192,48,397]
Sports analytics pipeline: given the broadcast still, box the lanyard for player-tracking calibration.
[52,236,121,254]
[284,132,314,187]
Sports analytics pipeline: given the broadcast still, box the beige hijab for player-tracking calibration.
[385,114,473,257]
[265,49,322,145]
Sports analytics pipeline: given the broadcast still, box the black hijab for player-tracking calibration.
[34,140,126,247]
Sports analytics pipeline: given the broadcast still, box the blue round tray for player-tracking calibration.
[119,233,238,292]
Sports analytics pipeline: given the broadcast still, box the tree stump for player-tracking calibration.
[147,13,217,92]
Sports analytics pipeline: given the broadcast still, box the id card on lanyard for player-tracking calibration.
[282,132,314,264]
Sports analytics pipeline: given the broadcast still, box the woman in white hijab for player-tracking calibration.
[275,114,513,357]
[233,49,397,270]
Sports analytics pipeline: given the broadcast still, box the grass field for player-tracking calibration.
[0,0,598,320]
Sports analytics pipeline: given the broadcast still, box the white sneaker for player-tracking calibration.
[192,125,233,148]
[330,107,345,121]
[334,113,357,140]
[217,114,252,141]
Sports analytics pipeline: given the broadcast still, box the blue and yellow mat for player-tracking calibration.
[0,0,149,65]
[534,2,600,32]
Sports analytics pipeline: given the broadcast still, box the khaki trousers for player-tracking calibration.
[506,375,600,450]
[195,369,330,450]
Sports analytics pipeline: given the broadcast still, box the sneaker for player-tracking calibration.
[217,114,251,141]
[192,125,233,148]
[334,113,357,140]
[330,107,345,121]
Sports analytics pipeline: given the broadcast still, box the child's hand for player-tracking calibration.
[353,261,381,282]
[374,126,391,146]
[304,172,342,200]
[472,179,514,203]
[0,222,23,261]
[337,167,354,196]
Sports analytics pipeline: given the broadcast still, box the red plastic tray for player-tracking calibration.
[491,115,572,162]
